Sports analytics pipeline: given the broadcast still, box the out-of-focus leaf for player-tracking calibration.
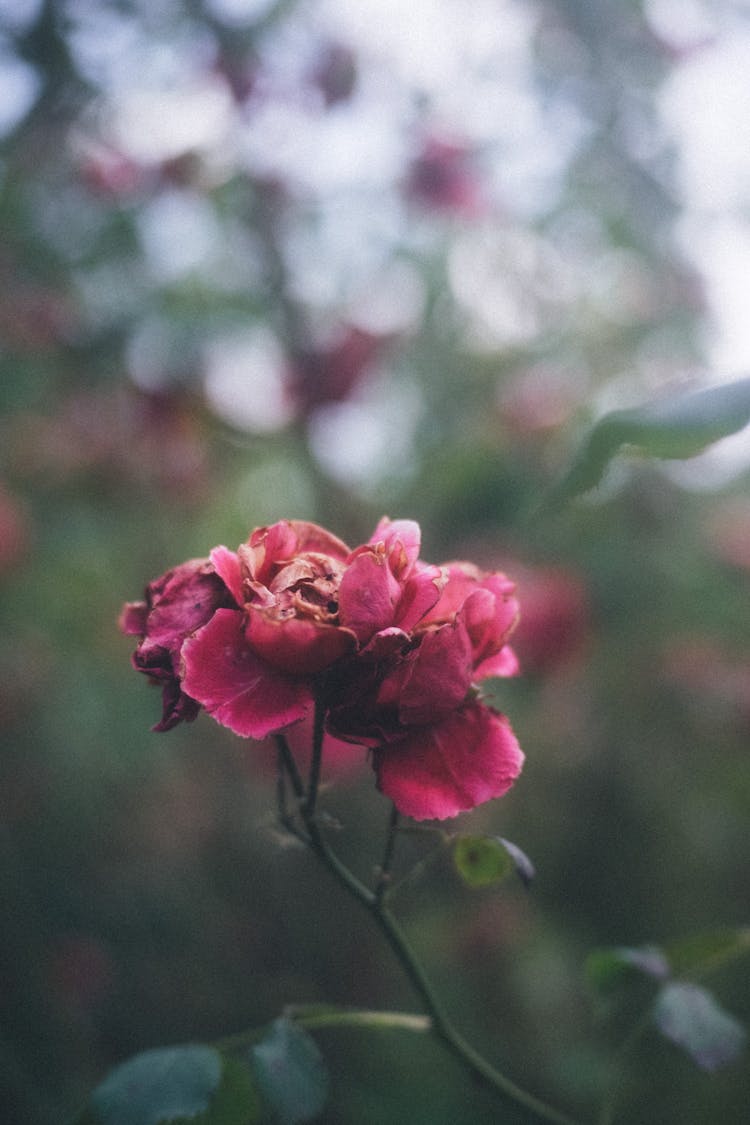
[665,927,750,977]
[195,1057,262,1125]
[88,1045,222,1125]
[653,982,746,1071]
[453,835,513,888]
[550,377,750,501]
[586,945,669,995]
[251,1018,329,1125]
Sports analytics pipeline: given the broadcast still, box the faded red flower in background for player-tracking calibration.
[286,326,385,416]
[311,42,358,108]
[0,482,31,575]
[122,517,524,819]
[510,565,589,676]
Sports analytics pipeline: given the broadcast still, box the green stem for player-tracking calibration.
[287,1004,432,1034]
[302,693,326,820]
[373,902,581,1125]
[596,1010,653,1125]
[298,802,583,1125]
[274,733,305,801]
[216,1006,432,1055]
[375,803,400,903]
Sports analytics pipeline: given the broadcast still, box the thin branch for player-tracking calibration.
[274,733,305,801]
[302,693,326,820]
[375,803,400,903]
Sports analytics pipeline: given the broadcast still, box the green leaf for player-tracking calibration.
[453,835,513,888]
[586,945,669,995]
[654,982,747,1071]
[89,1045,222,1125]
[251,1018,329,1125]
[551,377,750,501]
[665,927,750,978]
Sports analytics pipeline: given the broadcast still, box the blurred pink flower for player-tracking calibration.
[510,565,589,676]
[404,135,484,216]
[122,517,524,819]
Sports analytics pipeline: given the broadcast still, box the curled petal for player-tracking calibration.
[243,520,350,586]
[462,582,519,664]
[127,559,227,659]
[121,559,235,731]
[368,517,422,578]
[375,701,524,820]
[422,561,481,622]
[181,609,312,739]
[395,563,445,631]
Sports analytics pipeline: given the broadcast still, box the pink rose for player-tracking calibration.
[121,517,524,820]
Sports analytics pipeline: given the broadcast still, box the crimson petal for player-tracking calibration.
[181,609,312,739]
[375,702,524,820]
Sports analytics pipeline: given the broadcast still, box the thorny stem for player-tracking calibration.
[274,699,584,1125]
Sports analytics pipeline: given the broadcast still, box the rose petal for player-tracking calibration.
[338,549,400,642]
[398,621,473,725]
[246,607,356,674]
[130,559,227,659]
[475,645,520,680]
[181,609,312,739]
[394,562,445,631]
[289,520,351,559]
[462,579,519,660]
[243,520,350,586]
[210,545,244,605]
[422,562,481,623]
[375,702,524,820]
[119,601,148,635]
[152,679,202,732]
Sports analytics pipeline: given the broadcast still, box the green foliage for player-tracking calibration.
[551,378,750,502]
[586,945,669,995]
[85,1045,222,1125]
[250,1019,329,1125]
[654,982,747,1072]
[587,932,749,1075]
[664,927,750,978]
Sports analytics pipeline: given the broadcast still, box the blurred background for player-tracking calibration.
[1,1,749,1122]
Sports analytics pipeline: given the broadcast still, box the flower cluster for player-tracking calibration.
[120,518,523,820]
